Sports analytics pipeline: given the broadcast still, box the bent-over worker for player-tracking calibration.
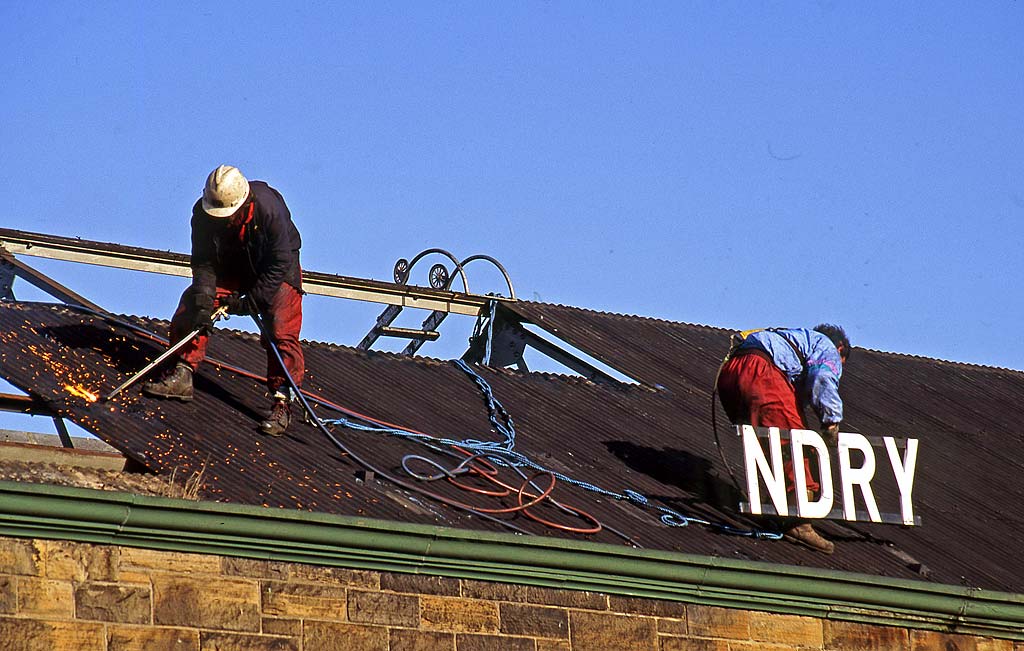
[716,324,851,554]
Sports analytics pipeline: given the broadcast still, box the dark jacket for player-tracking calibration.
[189,181,302,311]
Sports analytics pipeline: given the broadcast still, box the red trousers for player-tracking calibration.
[716,352,819,493]
[170,281,304,393]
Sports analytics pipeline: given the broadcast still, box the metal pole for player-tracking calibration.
[52,417,74,448]
[104,306,227,401]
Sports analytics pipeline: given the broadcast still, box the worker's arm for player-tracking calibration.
[188,209,218,328]
[248,188,298,313]
[189,208,218,296]
[806,350,844,428]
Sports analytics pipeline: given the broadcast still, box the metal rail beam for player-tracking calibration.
[0,393,54,416]
[0,250,104,312]
[518,327,620,384]
[0,228,503,316]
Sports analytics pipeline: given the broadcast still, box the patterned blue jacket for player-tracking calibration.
[739,328,845,425]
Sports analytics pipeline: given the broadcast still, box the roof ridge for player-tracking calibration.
[521,301,1024,374]
[520,299,734,332]
[856,345,1024,374]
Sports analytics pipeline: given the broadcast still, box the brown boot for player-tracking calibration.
[141,363,193,401]
[785,523,834,554]
[260,397,291,437]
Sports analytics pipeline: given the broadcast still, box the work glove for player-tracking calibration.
[822,422,840,446]
[221,292,252,316]
[191,292,215,332]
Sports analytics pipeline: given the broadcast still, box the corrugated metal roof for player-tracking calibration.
[1,299,1022,594]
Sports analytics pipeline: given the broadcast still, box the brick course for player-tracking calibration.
[199,630,299,651]
[304,620,389,651]
[688,604,750,639]
[75,582,151,624]
[390,628,455,651]
[152,575,261,631]
[825,620,909,650]
[260,581,347,619]
[106,625,200,651]
[750,612,822,648]
[420,595,499,634]
[0,617,105,651]
[0,538,41,576]
[0,536,1016,651]
[42,540,117,582]
[0,575,15,614]
[349,589,420,627]
[569,610,658,651]
[458,632,536,651]
[17,576,74,618]
[499,602,568,639]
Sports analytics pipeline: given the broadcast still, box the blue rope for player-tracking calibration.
[323,358,782,540]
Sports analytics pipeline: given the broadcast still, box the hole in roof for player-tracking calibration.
[515,323,641,385]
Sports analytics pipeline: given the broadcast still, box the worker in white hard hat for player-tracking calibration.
[143,165,305,437]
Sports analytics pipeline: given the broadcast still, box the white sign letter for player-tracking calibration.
[885,437,919,525]
[838,432,882,522]
[791,429,834,519]
[743,425,788,516]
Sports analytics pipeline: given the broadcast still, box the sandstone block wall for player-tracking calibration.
[0,536,1018,651]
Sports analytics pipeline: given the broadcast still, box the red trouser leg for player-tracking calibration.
[169,288,211,371]
[260,282,304,393]
[716,354,820,494]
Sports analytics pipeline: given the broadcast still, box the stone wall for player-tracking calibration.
[0,536,1017,651]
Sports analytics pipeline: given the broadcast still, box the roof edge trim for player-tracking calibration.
[0,481,1021,640]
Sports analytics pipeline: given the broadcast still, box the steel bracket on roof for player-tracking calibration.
[0,248,104,312]
[359,249,517,354]
[463,303,621,382]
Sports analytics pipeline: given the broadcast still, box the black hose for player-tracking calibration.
[247,310,541,536]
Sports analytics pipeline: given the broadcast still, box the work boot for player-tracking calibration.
[260,396,291,437]
[785,523,834,554]
[141,363,193,401]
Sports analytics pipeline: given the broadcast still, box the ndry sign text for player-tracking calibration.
[739,425,920,525]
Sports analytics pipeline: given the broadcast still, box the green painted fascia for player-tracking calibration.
[0,480,1022,640]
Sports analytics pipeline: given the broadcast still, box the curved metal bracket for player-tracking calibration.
[392,249,516,300]
[458,254,516,300]
[393,248,470,293]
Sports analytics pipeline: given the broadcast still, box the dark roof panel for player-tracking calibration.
[1,300,1022,594]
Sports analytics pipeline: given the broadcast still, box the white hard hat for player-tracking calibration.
[201,165,250,218]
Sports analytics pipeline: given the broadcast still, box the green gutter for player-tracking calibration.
[1,481,1022,640]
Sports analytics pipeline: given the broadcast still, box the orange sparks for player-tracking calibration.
[64,384,99,403]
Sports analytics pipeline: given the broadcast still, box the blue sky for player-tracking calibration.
[1,3,1022,434]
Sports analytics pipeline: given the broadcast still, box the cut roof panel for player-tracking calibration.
[505,301,729,394]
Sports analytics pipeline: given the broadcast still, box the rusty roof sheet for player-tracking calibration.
[1,299,1023,593]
